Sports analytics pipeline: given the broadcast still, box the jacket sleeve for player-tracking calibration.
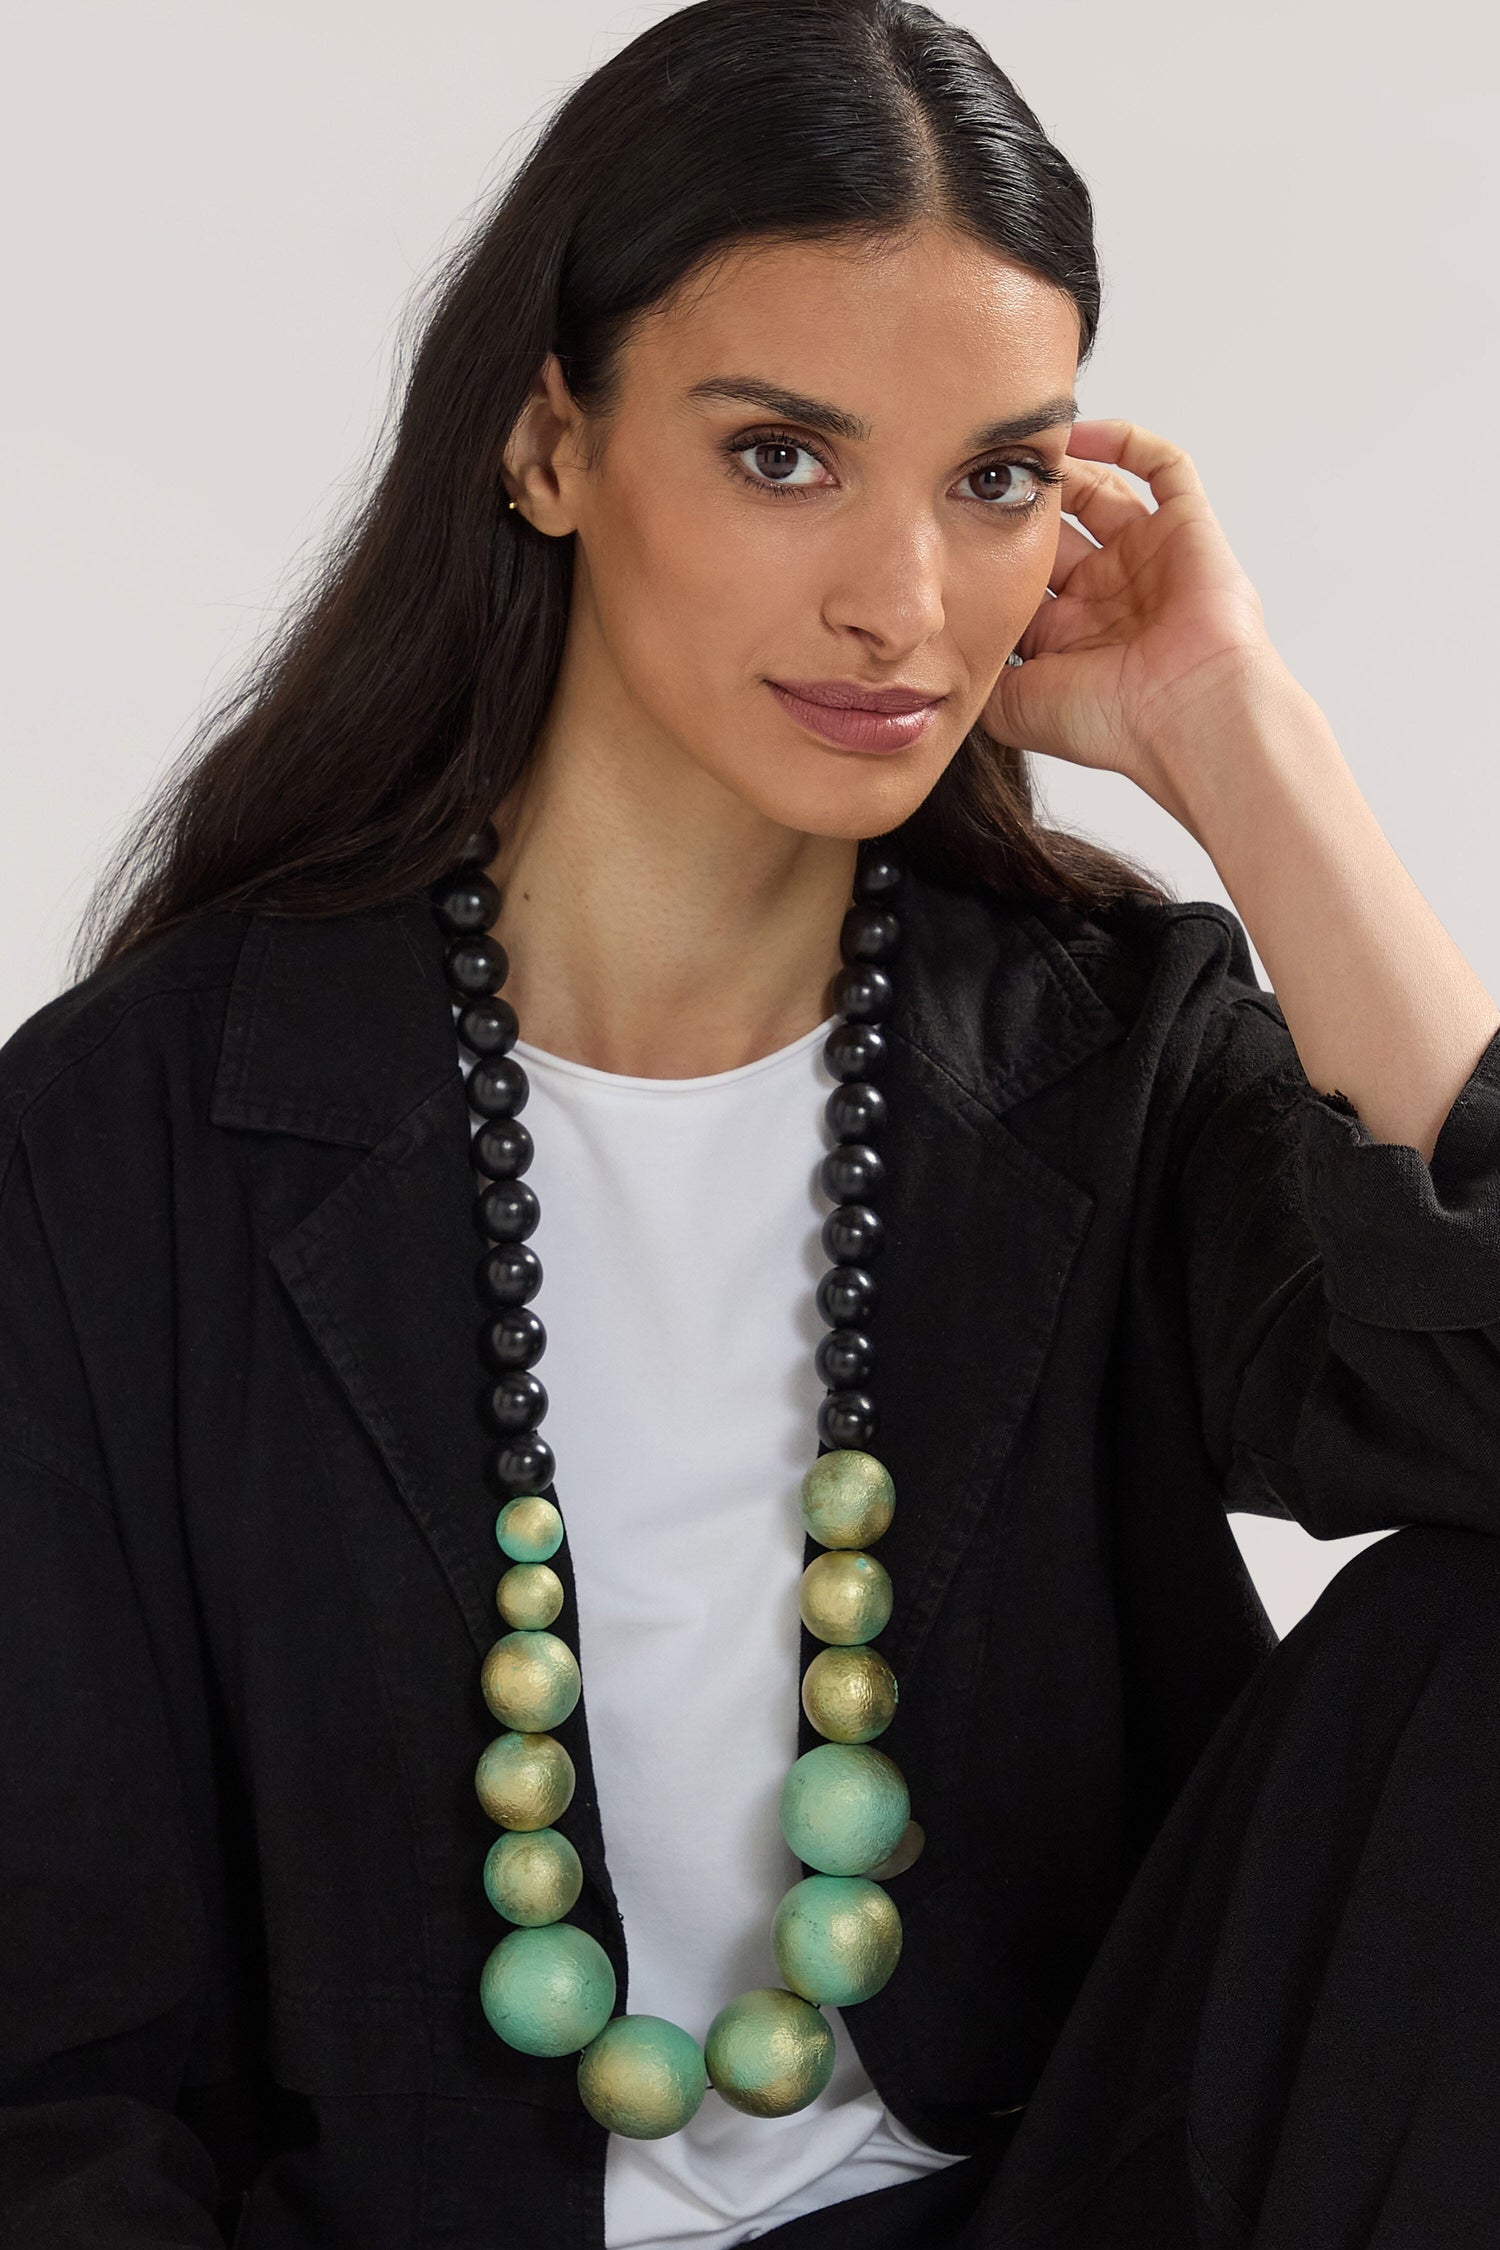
[0,1134,224,2243]
[1170,910,1500,1540]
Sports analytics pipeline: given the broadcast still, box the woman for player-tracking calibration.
[3,0,1498,2243]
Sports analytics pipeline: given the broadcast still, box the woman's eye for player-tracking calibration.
[959,459,1058,510]
[731,437,827,493]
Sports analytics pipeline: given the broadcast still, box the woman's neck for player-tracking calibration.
[481,731,859,1080]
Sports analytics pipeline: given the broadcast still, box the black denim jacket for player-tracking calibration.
[2,867,1497,2247]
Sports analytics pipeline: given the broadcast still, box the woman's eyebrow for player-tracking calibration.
[683,375,1079,448]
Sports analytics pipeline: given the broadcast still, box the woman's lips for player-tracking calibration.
[766,680,942,753]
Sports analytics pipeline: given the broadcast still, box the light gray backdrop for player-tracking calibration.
[4,0,1495,1631]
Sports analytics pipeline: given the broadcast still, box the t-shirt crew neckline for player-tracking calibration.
[508,1012,840,1095]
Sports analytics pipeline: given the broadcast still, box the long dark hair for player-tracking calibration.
[71,0,1171,986]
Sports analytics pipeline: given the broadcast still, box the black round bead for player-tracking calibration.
[818,1389,878,1450]
[816,1264,877,1327]
[821,1204,883,1265]
[474,1116,533,1180]
[832,964,894,1024]
[476,1243,542,1309]
[854,851,902,904]
[455,817,500,867]
[820,1142,884,1204]
[457,997,519,1058]
[476,1179,541,1243]
[446,933,509,999]
[485,1370,548,1433]
[466,1056,529,1119]
[825,1081,887,1141]
[824,1022,887,1082]
[489,1432,556,1499]
[839,906,900,965]
[482,1307,546,1372]
[430,869,500,937]
[814,1327,874,1389]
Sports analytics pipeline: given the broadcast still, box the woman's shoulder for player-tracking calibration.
[0,909,252,1151]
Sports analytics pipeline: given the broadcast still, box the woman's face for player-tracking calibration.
[507,221,1080,841]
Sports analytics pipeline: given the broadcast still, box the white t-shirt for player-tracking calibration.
[456,1008,964,2248]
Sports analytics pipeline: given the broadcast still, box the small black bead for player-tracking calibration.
[824,1022,887,1081]
[476,1179,541,1243]
[816,1263,877,1327]
[455,817,500,867]
[821,1203,883,1264]
[832,964,894,1024]
[474,1116,533,1180]
[839,906,900,965]
[457,997,519,1058]
[853,851,902,904]
[485,1370,548,1433]
[430,869,500,937]
[467,1056,529,1119]
[825,1082,887,1141]
[815,1327,874,1388]
[818,1389,878,1450]
[476,1243,542,1308]
[489,1432,556,1499]
[446,933,509,998]
[820,1142,884,1204]
[482,1307,546,1372]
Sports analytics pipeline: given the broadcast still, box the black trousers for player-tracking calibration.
[748,1521,1500,2249]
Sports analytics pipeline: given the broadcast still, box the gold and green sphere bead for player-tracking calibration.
[703,1988,836,2117]
[801,1645,898,1742]
[475,1730,576,1830]
[772,1875,904,2007]
[577,2014,709,2138]
[779,1742,910,1876]
[799,1451,896,1550]
[481,1629,581,1733]
[483,1826,584,1926]
[799,1550,893,1646]
[497,1561,564,1629]
[495,1495,564,1563]
[480,1922,616,2056]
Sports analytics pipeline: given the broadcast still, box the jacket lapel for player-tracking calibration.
[210,873,1124,1924]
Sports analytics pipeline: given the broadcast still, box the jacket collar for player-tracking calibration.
[210,869,1126,1934]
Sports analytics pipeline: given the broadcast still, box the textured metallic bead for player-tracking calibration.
[779,1742,910,1876]
[497,1561,565,1630]
[576,2013,709,2138]
[801,1645,898,1742]
[479,1922,616,2056]
[864,1817,926,1880]
[495,1494,564,1562]
[772,1875,903,2007]
[483,1825,584,1926]
[481,1630,581,1732]
[799,1450,896,1550]
[475,1730,575,1830]
[799,1549,893,1645]
[703,1987,836,2117]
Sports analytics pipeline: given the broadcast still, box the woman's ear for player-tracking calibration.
[501,352,584,534]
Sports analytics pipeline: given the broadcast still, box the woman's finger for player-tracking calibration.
[1045,515,1105,598]
[1056,456,1153,550]
[1065,417,1207,511]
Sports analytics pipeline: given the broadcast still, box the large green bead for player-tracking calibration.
[480,1922,616,2056]
[779,1742,909,1876]
[483,1826,584,1926]
[799,1550,893,1646]
[577,2013,708,2138]
[495,1496,564,1563]
[481,1629,581,1732]
[772,1875,903,2006]
[497,1562,565,1629]
[800,1451,896,1550]
[475,1730,575,1830]
[703,1988,836,2117]
[801,1645,898,1742]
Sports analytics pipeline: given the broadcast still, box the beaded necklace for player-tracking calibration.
[429,821,916,2140]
